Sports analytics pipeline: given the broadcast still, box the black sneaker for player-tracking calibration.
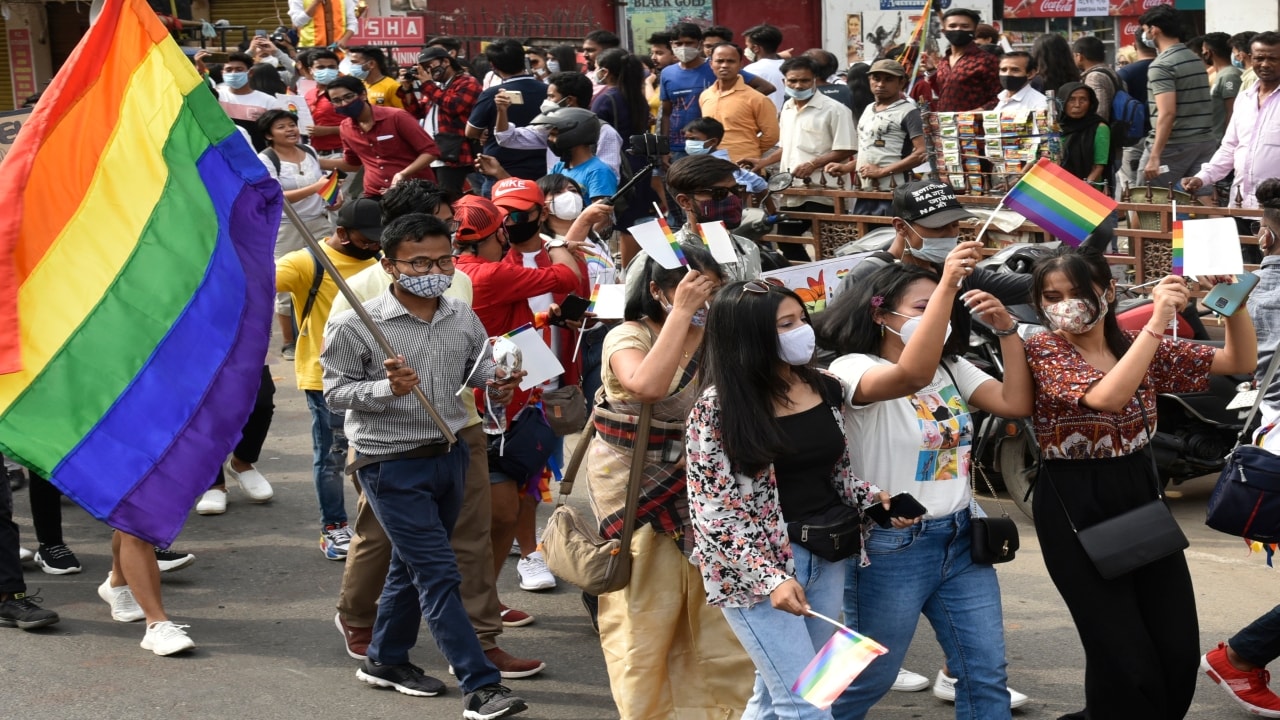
[34,544,81,575]
[463,683,527,720]
[153,546,196,573]
[0,591,59,630]
[581,591,599,634]
[356,659,446,697]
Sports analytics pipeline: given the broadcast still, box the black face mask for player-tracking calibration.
[506,219,541,245]
[547,137,571,159]
[999,75,1029,92]
[945,30,975,48]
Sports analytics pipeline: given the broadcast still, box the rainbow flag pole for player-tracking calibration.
[1170,200,1181,340]
[654,203,688,266]
[571,284,601,363]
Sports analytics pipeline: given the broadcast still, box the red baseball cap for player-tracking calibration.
[490,177,545,213]
[454,195,506,244]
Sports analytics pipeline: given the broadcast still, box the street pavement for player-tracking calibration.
[5,352,1276,720]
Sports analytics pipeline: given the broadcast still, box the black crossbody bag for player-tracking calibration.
[786,376,864,562]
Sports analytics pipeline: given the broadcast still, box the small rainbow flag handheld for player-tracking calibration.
[654,210,688,266]
[1171,220,1185,275]
[792,627,889,709]
[587,284,601,311]
[1003,158,1117,247]
[318,171,341,207]
[0,0,282,546]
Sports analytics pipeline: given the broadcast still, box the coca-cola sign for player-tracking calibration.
[1120,18,1142,47]
[1109,0,1171,17]
[1005,0,1170,17]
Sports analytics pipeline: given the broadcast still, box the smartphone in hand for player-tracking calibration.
[864,493,928,529]
[550,294,592,327]
[1203,273,1259,317]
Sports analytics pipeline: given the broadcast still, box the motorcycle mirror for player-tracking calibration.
[766,172,795,193]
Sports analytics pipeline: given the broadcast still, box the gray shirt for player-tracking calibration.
[1210,65,1243,142]
[1147,43,1214,146]
[322,291,495,455]
[1248,256,1280,412]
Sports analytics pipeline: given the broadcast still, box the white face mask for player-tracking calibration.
[673,46,701,64]
[777,323,815,366]
[905,226,959,265]
[548,192,584,220]
[539,98,560,114]
[744,47,758,62]
[886,311,952,347]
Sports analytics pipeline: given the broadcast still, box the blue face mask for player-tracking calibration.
[224,71,249,90]
[314,68,339,85]
[347,63,370,80]
[397,272,453,298]
[685,139,710,155]
[784,86,816,101]
[1141,32,1157,49]
[1233,57,1246,69]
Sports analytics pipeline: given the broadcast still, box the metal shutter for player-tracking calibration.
[0,20,12,111]
[208,0,291,47]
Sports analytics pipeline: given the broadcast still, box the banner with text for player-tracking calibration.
[1003,0,1168,18]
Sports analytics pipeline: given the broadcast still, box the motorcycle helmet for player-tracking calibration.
[530,107,601,157]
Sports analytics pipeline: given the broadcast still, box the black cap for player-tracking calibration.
[336,197,384,242]
[891,181,977,229]
[418,46,452,65]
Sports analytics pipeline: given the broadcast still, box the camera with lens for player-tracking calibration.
[628,133,669,160]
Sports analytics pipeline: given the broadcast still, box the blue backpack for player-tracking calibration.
[1091,67,1147,148]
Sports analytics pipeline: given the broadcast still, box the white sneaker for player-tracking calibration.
[18,547,34,563]
[516,550,556,591]
[893,668,932,692]
[195,488,227,515]
[97,574,145,623]
[223,459,273,502]
[932,670,1029,709]
[141,620,195,656]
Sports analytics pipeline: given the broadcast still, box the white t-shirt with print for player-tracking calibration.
[829,354,993,518]
[259,148,327,222]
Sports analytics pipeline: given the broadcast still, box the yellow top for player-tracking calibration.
[365,76,405,110]
[698,76,780,164]
[276,242,377,390]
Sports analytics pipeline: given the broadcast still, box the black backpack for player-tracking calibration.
[262,144,320,175]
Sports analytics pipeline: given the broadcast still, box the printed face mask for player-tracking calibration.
[695,194,743,228]
[1044,296,1106,335]
[673,46,701,64]
[549,192,584,220]
[397,272,453,298]
[659,293,709,327]
[886,311,952,347]
[777,322,815,365]
[905,226,958,265]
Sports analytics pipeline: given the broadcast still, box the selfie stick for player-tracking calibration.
[282,203,458,445]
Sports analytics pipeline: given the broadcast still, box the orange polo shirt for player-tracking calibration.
[698,75,780,163]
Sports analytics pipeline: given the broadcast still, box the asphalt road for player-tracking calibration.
[4,352,1275,720]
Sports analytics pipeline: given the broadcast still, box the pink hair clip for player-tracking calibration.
[870,295,885,308]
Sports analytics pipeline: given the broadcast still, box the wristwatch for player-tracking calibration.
[545,238,569,249]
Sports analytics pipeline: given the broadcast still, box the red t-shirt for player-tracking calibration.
[502,244,591,387]
[305,85,346,152]
[339,105,440,197]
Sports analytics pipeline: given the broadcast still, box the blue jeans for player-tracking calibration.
[721,544,846,720]
[358,441,502,693]
[1232,605,1280,668]
[304,390,347,527]
[833,509,1009,720]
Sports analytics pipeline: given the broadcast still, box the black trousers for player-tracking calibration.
[0,465,23,595]
[1034,452,1198,720]
[214,366,275,488]
[775,200,833,262]
[29,475,62,547]
[1231,605,1280,668]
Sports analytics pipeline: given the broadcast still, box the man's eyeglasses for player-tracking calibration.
[694,186,745,201]
[328,93,361,107]
[389,256,455,273]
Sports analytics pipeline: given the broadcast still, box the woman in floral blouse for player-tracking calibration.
[1025,249,1255,719]
[686,280,888,719]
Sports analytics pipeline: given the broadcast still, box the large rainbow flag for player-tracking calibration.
[0,0,282,545]
[1004,158,1118,247]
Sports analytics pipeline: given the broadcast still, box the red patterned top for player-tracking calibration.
[1026,331,1215,460]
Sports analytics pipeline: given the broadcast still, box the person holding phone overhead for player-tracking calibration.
[686,280,888,719]
[816,247,1034,720]
[1024,247,1256,720]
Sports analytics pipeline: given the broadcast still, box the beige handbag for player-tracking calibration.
[540,403,653,595]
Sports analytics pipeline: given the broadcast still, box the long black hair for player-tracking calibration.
[595,48,649,135]
[1031,247,1130,359]
[814,263,967,357]
[702,281,824,476]
[623,243,720,322]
